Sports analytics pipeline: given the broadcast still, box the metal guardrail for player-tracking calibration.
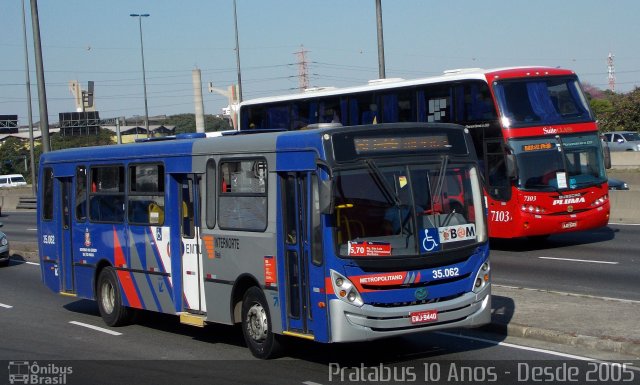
[15,196,37,210]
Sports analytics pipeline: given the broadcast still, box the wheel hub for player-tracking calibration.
[245,303,268,342]
[101,280,115,314]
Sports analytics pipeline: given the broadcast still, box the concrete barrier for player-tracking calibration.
[0,186,33,213]
[611,151,640,170]
[609,190,640,223]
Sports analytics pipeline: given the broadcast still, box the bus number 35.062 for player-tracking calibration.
[490,210,511,223]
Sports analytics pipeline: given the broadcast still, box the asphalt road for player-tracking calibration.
[1,261,632,385]
[491,224,640,301]
[0,211,37,243]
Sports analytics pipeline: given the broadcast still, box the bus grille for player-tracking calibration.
[368,292,466,308]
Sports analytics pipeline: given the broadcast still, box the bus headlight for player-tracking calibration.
[590,195,608,208]
[330,270,363,307]
[473,261,490,293]
[521,205,545,214]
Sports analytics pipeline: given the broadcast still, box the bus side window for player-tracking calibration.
[218,159,267,231]
[89,165,125,223]
[484,141,511,201]
[42,168,54,221]
[75,166,87,221]
[128,164,165,225]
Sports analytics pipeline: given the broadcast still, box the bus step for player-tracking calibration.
[282,330,315,341]
[179,312,206,327]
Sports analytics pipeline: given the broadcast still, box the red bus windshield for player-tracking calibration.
[492,76,593,129]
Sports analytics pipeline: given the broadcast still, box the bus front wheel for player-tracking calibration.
[241,286,281,359]
[97,266,133,327]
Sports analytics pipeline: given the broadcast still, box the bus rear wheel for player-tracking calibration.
[241,287,281,359]
[97,266,133,327]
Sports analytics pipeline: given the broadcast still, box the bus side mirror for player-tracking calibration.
[318,178,333,214]
[505,154,517,180]
[316,159,334,214]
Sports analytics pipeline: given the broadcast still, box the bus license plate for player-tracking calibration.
[562,221,577,229]
[410,309,438,324]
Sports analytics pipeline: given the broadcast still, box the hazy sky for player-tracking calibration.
[2,0,639,125]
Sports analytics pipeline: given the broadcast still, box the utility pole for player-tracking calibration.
[233,0,243,103]
[21,0,36,194]
[130,13,150,138]
[30,0,50,153]
[375,0,386,79]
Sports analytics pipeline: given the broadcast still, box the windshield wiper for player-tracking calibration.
[428,155,449,226]
[364,159,400,207]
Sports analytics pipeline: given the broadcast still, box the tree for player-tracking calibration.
[0,137,34,182]
[164,113,231,134]
[600,87,640,132]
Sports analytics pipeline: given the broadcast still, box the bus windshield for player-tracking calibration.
[493,76,593,128]
[511,134,606,191]
[332,162,485,257]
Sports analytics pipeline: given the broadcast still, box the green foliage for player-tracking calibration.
[0,137,30,177]
[592,87,640,133]
[164,113,231,134]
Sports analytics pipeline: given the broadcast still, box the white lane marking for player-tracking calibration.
[539,256,618,265]
[27,228,38,231]
[494,284,640,304]
[302,382,324,385]
[26,261,39,266]
[0,303,13,309]
[609,222,640,226]
[69,321,122,336]
[436,331,640,372]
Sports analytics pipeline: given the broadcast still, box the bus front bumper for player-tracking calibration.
[513,203,609,238]
[328,284,491,343]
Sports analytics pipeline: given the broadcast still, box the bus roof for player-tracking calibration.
[239,66,576,107]
[40,137,198,165]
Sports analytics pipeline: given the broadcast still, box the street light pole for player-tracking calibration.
[375,0,386,79]
[130,13,150,138]
[21,0,36,195]
[30,0,50,153]
[233,0,243,103]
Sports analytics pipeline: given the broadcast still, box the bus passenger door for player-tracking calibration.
[180,175,205,313]
[59,177,75,293]
[281,172,325,339]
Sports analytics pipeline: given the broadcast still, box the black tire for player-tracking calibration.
[0,259,9,267]
[96,266,133,327]
[241,286,281,359]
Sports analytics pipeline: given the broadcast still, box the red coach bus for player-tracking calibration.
[237,66,610,239]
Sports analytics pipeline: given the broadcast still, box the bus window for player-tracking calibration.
[349,93,379,125]
[42,167,54,221]
[418,84,452,123]
[128,164,165,225]
[75,166,87,221]
[219,159,267,231]
[206,159,216,229]
[318,97,341,124]
[485,141,510,201]
[265,103,290,129]
[89,166,125,223]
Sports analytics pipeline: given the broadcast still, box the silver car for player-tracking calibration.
[0,223,9,267]
[602,131,640,151]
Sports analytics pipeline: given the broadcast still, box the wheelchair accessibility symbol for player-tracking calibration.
[420,228,440,252]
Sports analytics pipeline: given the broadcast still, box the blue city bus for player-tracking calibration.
[38,123,490,358]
